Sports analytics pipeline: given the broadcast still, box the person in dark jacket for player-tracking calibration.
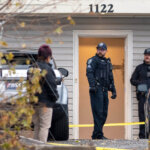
[86,42,117,140]
[29,45,58,142]
[130,48,150,139]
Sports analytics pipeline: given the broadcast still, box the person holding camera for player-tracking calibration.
[130,48,150,139]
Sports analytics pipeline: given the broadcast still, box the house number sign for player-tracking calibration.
[89,4,114,13]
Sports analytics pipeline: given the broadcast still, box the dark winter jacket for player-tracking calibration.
[28,61,59,107]
[130,61,150,100]
[130,62,150,87]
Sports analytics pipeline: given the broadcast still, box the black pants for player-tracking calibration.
[138,95,146,139]
[90,86,109,139]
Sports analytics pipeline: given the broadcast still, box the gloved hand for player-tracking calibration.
[89,86,97,93]
[111,92,117,99]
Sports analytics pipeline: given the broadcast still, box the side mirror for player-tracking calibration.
[58,68,69,78]
[137,84,148,93]
[54,70,62,85]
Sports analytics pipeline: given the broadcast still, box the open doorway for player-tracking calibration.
[79,37,125,139]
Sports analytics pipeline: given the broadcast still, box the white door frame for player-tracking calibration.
[73,30,133,139]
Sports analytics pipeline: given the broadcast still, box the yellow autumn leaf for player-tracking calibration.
[45,38,52,44]
[70,19,75,25]
[34,68,41,74]
[41,69,47,77]
[5,53,14,61]
[36,85,42,93]
[1,59,6,64]
[8,130,16,137]
[20,22,26,28]
[32,76,39,83]
[29,67,33,73]
[18,91,22,96]
[22,120,28,127]
[15,2,22,7]
[54,27,63,35]
[33,96,38,103]
[0,41,8,47]
[10,67,16,74]
[67,16,75,25]
[26,59,30,65]
[0,52,3,58]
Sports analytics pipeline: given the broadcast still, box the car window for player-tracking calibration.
[1,53,57,69]
[2,53,37,65]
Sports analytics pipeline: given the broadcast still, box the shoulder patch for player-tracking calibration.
[87,65,92,69]
[87,58,93,65]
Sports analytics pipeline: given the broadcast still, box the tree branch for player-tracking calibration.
[0,0,12,11]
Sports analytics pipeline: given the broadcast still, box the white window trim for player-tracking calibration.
[73,30,133,140]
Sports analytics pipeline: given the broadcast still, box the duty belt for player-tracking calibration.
[96,81,108,91]
[102,87,108,92]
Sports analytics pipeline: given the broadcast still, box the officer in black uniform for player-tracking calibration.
[130,48,150,139]
[86,42,117,139]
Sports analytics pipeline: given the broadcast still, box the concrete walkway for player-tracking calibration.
[20,136,149,150]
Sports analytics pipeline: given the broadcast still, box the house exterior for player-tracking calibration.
[0,0,150,139]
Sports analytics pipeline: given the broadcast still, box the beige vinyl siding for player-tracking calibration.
[3,16,150,139]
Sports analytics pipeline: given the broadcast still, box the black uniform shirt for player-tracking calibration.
[86,54,116,92]
[130,61,150,88]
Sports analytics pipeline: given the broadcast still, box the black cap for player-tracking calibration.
[144,48,150,55]
[96,43,107,51]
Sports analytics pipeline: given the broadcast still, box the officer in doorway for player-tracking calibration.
[130,48,150,139]
[86,42,117,140]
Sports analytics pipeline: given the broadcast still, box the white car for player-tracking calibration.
[0,50,69,141]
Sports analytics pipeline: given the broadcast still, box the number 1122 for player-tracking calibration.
[89,4,114,13]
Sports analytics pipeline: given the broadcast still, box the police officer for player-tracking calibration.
[86,42,117,140]
[130,48,150,139]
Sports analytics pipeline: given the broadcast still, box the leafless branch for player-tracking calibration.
[0,0,12,11]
